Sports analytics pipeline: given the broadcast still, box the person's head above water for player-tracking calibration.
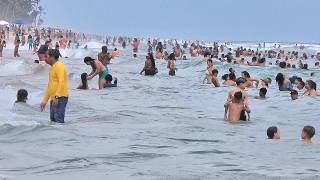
[301,126,315,142]
[279,61,286,69]
[229,73,236,81]
[267,126,280,139]
[290,90,298,100]
[275,73,285,86]
[241,71,250,79]
[236,77,247,88]
[229,68,235,73]
[305,80,317,90]
[258,58,266,64]
[105,74,113,83]
[16,89,28,103]
[222,74,229,81]
[79,73,88,90]
[259,88,267,97]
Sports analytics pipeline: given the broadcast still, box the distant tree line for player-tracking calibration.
[0,0,44,25]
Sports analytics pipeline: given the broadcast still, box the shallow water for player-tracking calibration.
[0,42,320,180]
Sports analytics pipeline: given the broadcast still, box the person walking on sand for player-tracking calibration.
[40,49,69,123]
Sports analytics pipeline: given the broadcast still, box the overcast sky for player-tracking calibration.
[41,0,320,43]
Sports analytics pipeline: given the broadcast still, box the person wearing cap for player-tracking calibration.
[40,49,69,123]
[84,56,108,89]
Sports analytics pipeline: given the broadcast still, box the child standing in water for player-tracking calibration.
[224,91,251,121]
[167,53,176,76]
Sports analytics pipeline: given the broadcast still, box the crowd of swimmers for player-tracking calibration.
[2,25,319,142]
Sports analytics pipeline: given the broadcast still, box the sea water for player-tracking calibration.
[0,41,319,180]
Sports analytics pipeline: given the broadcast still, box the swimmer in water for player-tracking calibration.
[104,74,118,88]
[303,80,320,96]
[203,59,215,84]
[276,73,293,91]
[211,69,220,87]
[167,53,177,76]
[77,73,89,90]
[140,53,158,76]
[301,126,315,144]
[84,56,108,90]
[255,87,267,99]
[15,89,28,103]
[224,91,251,122]
[267,126,280,139]
[111,48,120,58]
[290,90,299,100]
[241,71,259,88]
[222,74,236,86]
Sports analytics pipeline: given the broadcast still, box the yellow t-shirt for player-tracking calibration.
[43,61,69,103]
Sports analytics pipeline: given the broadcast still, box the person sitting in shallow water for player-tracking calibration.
[77,73,89,90]
[267,126,280,139]
[301,126,315,144]
[104,74,118,88]
[224,91,251,122]
[15,89,28,103]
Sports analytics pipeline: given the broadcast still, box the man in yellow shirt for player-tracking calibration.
[40,48,69,123]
